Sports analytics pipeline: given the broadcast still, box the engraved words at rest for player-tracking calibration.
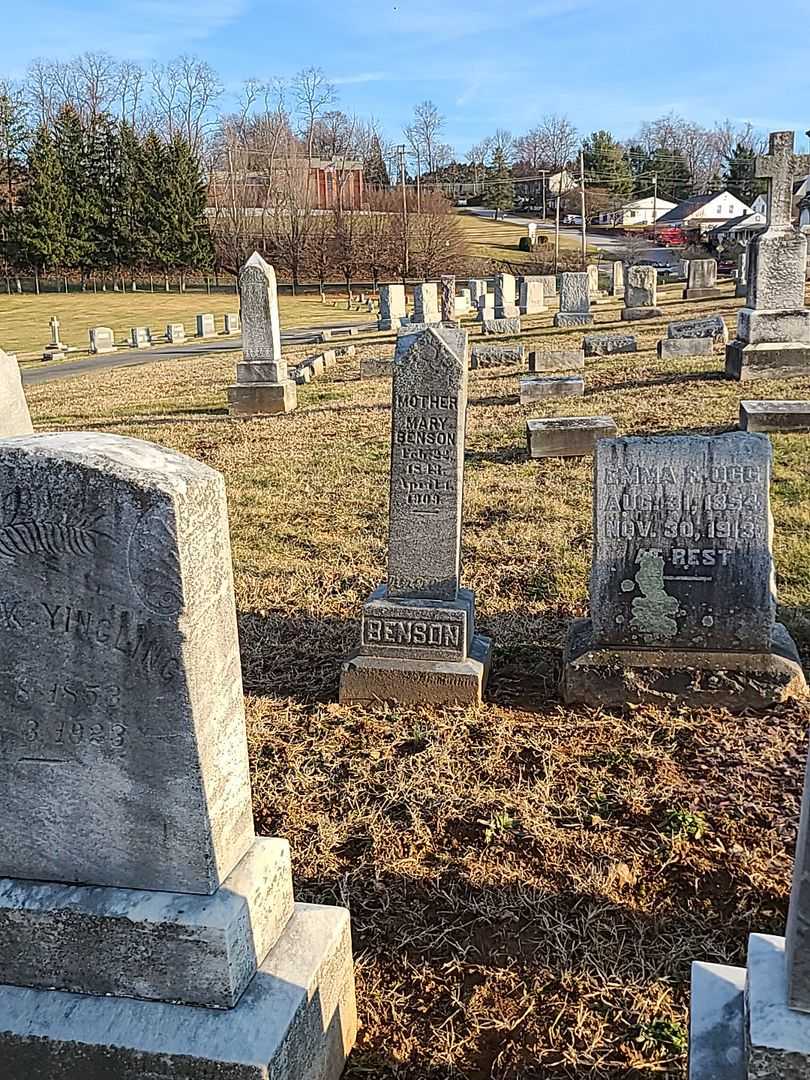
[591,435,774,652]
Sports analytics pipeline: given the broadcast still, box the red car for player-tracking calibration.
[652,226,687,247]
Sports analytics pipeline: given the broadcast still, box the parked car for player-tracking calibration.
[563,214,583,226]
[652,227,687,247]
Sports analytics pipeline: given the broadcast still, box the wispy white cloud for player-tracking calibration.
[331,72,387,86]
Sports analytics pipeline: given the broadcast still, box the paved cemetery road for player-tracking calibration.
[464,207,663,257]
[21,322,377,385]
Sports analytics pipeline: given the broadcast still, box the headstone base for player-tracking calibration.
[0,902,356,1080]
[360,358,393,379]
[520,375,584,404]
[529,349,585,372]
[339,632,492,706]
[690,935,810,1080]
[658,338,714,359]
[725,340,810,381]
[561,618,807,710]
[740,400,810,432]
[736,280,748,297]
[553,313,593,327]
[42,349,66,361]
[527,417,617,458]
[684,287,724,300]
[228,381,297,416]
[0,837,293,1009]
[620,307,663,321]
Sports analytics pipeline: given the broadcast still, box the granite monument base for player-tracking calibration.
[228,381,297,416]
[658,337,714,359]
[740,400,810,432]
[725,340,810,381]
[684,287,724,300]
[526,417,617,459]
[689,935,810,1080]
[340,633,492,706]
[620,307,663,321]
[561,618,807,710]
[553,312,594,327]
[0,903,356,1080]
[0,838,293,1010]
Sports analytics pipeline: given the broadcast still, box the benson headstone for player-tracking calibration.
[562,432,806,709]
[340,326,491,705]
[0,432,356,1078]
[228,252,296,416]
[554,273,594,327]
[0,349,34,436]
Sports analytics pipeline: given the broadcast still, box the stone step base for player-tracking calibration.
[726,341,810,381]
[621,307,663,321]
[561,619,807,710]
[228,381,297,416]
[0,903,357,1080]
[684,288,725,299]
[339,633,492,705]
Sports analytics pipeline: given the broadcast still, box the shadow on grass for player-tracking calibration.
[465,446,526,465]
[469,393,519,408]
[48,409,231,430]
[596,370,726,394]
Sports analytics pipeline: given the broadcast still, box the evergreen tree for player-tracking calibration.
[17,123,68,274]
[116,121,145,271]
[156,134,213,283]
[651,148,692,204]
[53,105,97,281]
[725,143,766,206]
[364,133,390,188]
[139,130,170,277]
[482,147,514,220]
[582,130,632,198]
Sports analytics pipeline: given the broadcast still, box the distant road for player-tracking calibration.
[22,321,377,386]
[464,206,667,258]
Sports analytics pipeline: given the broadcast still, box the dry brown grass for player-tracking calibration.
[24,279,810,1079]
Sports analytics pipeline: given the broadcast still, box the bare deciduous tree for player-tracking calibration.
[292,66,335,163]
[150,55,222,155]
[405,99,445,176]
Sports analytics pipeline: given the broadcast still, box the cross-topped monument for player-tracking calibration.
[726,129,810,381]
[757,131,810,229]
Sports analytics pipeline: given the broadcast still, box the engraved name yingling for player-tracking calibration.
[0,487,184,688]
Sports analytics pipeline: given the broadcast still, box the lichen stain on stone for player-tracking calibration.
[630,551,680,642]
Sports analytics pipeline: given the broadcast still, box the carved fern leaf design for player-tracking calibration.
[0,520,101,562]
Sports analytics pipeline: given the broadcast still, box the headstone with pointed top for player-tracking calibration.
[0,432,356,1078]
[727,132,810,381]
[228,252,296,416]
[340,326,492,705]
[562,432,806,711]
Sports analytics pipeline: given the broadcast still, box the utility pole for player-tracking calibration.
[652,172,658,243]
[397,144,409,278]
[579,149,587,269]
[554,183,561,272]
[415,147,422,213]
[541,170,547,219]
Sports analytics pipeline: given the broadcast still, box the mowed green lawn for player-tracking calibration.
[0,290,370,360]
[21,277,810,1078]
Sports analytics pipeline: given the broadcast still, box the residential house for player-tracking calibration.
[595,196,677,228]
[707,211,767,251]
[655,191,753,236]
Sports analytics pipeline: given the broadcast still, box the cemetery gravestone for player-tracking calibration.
[562,432,806,709]
[668,315,728,344]
[611,262,625,297]
[727,131,810,381]
[340,326,492,705]
[690,736,810,1078]
[468,279,488,307]
[470,344,526,369]
[378,284,407,331]
[0,432,356,1078]
[658,338,713,359]
[130,327,151,348]
[587,265,600,298]
[736,247,750,297]
[554,273,594,327]
[224,312,241,335]
[89,326,116,354]
[622,266,662,321]
[196,313,216,337]
[527,416,617,459]
[528,349,585,372]
[683,258,723,300]
[0,349,34,436]
[412,283,440,325]
[228,252,296,417]
[539,274,558,297]
[494,273,519,319]
[740,400,810,433]
[520,375,584,403]
[519,278,545,316]
[166,323,185,344]
[440,275,456,323]
[43,317,66,360]
[583,334,637,357]
[482,317,521,336]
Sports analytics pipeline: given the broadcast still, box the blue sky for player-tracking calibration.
[5,0,810,153]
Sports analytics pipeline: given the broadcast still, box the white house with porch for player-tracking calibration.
[596,196,677,227]
[655,190,753,234]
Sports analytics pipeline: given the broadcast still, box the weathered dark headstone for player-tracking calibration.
[340,326,492,705]
[440,275,456,323]
[482,317,521,335]
[622,266,662,321]
[554,273,593,327]
[562,432,806,709]
[470,344,526,369]
[583,334,637,357]
[528,349,585,372]
[658,337,714,359]
[668,315,728,343]
[683,259,723,300]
